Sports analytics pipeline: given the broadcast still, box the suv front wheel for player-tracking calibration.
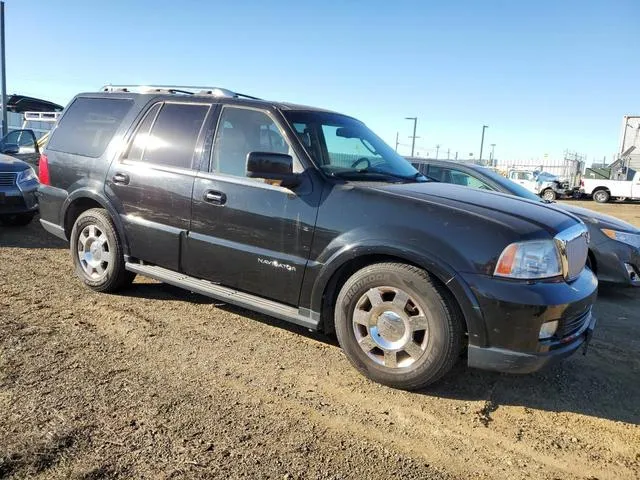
[334,262,463,390]
[70,208,135,292]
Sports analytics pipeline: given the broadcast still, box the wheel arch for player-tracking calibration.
[62,190,130,256]
[312,246,487,347]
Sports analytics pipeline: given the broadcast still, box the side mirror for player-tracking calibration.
[246,152,300,187]
[1,143,20,155]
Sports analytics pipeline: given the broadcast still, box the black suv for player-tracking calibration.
[37,85,597,390]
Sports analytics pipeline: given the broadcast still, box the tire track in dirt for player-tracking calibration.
[1,219,639,479]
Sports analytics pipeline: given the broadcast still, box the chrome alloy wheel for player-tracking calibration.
[77,224,112,280]
[352,286,430,368]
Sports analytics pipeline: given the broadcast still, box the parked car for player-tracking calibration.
[37,85,597,390]
[582,169,640,203]
[0,153,39,225]
[413,159,640,286]
[506,169,573,201]
[0,128,41,169]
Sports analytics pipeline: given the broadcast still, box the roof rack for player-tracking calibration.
[100,84,261,100]
[23,111,62,122]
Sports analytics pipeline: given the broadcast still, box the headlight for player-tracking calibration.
[17,167,38,184]
[494,240,562,279]
[601,229,640,249]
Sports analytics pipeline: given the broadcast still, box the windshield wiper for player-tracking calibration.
[331,169,425,183]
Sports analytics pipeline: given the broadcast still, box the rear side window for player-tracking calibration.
[47,97,133,157]
[141,103,209,169]
[124,103,162,162]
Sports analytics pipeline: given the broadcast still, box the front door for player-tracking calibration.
[184,105,319,306]
[106,101,212,271]
[0,129,40,168]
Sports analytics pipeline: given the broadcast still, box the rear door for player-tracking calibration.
[105,101,212,271]
[184,105,319,305]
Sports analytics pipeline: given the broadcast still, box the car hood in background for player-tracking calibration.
[0,153,31,172]
[554,203,640,233]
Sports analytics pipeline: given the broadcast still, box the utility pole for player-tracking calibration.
[435,144,440,159]
[446,148,450,160]
[455,151,458,161]
[0,1,7,137]
[405,117,418,158]
[490,143,496,166]
[479,125,488,164]
[395,131,399,152]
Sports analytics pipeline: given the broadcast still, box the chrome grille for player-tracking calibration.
[0,172,16,187]
[555,224,589,281]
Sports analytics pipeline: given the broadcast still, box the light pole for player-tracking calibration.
[0,1,7,137]
[405,117,418,157]
[489,143,496,166]
[479,125,488,164]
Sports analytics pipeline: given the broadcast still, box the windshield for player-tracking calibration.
[479,167,543,202]
[536,171,558,182]
[283,110,424,181]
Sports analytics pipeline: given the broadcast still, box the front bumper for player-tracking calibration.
[0,183,38,215]
[459,268,598,374]
[591,237,640,287]
[468,311,596,373]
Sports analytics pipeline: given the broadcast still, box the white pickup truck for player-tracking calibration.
[507,169,572,201]
[582,171,640,203]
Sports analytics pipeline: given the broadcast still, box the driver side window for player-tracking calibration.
[321,125,383,168]
[212,107,297,178]
[3,130,36,149]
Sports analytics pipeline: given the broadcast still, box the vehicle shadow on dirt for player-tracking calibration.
[121,282,341,345]
[422,356,640,426]
[0,218,67,249]
[120,282,639,426]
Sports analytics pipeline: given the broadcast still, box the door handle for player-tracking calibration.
[112,172,130,185]
[204,190,226,205]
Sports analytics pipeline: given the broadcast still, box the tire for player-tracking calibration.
[593,189,610,203]
[0,212,35,226]
[541,189,556,201]
[70,208,135,292]
[334,262,464,390]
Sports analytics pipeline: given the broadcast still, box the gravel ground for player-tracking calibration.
[1,200,639,479]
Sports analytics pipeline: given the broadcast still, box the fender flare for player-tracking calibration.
[307,241,488,347]
[62,188,131,257]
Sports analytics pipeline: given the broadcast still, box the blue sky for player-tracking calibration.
[5,0,639,163]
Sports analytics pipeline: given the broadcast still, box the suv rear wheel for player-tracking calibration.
[70,208,135,292]
[334,262,463,390]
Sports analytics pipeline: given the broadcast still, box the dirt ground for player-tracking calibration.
[1,201,639,479]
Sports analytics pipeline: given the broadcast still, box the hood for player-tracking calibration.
[554,203,639,233]
[367,182,580,236]
[0,153,31,172]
